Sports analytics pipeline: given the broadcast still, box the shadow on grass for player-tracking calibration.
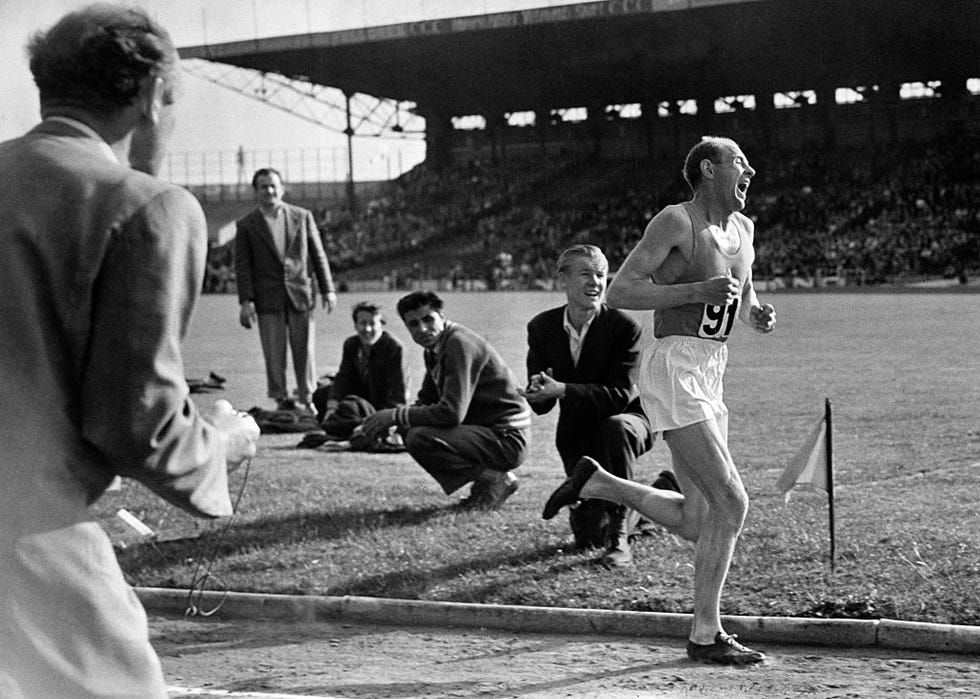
[120,503,452,569]
[118,505,612,604]
[321,540,572,600]
[119,503,593,600]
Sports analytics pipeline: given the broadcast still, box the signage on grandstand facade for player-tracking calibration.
[405,0,763,41]
[206,0,763,54]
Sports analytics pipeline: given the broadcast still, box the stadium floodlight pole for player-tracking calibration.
[344,92,357,214]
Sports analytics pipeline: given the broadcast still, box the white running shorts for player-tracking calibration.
[637,334,728,432]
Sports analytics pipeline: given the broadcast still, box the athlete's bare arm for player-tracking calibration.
[607,205,740,311]
[734,217,776,333]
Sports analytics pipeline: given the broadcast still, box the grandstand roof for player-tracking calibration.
[181,0,980,116]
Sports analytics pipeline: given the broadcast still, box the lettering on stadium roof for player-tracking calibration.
[396,0,758,40]
[185,0,761,55]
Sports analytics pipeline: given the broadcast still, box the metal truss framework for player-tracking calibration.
[183,58,427,140]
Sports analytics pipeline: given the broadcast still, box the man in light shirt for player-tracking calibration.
[235,167,337,413]
[525,245,673,568]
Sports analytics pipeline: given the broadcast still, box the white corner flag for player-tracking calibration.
[776,416,829,503]
[776,398,837,570]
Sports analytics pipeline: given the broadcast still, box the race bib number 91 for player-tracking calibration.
[699,298,739,339]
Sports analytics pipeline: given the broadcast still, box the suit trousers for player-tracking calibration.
[560,411,654,480]
[560,411,655,548]
[257,307,317,402]
[404,424,528,495]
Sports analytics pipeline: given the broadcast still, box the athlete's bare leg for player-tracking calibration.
[663,414,748,645]
[578,413,746,644]
[575,429,715,542]
[577,467,687,531]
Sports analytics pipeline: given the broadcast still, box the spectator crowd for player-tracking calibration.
[204,134,980,292]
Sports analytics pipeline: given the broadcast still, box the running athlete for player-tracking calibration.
[542,136,775,665]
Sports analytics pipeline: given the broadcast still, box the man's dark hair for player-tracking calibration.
[251,167,284,189]
[682,136,737,191]
[396,290,443,319]
[28,4,175,114]
[351,301,384,323]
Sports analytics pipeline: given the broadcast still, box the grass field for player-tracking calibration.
[96,290,980,626]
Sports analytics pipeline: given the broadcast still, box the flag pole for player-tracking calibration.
[825,397,836,573]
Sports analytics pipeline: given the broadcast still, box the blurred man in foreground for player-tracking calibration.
[362,291,530,509]
[0,5,259,696]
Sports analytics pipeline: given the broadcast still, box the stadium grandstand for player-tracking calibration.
[184,0,980,294]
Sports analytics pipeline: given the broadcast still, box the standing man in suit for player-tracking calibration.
[0,5,259,697]
[525,245,674,568]
[235,167,337,413]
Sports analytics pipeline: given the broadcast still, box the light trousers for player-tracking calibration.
[257,307,317,402]
[1,522,166,698]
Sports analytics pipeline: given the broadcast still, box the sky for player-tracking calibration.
[0,0,582,183]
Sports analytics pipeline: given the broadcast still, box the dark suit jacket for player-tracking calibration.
[526,304,643,461]
[328,331,408,410]
[234,202,333,313]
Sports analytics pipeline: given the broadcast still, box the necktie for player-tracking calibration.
[357,345,370,382]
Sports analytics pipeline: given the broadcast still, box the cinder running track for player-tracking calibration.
[155,615,980,698]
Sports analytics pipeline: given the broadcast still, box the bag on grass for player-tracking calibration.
[321,395,375,440]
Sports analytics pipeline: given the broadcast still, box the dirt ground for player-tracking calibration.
[153,615,980,698]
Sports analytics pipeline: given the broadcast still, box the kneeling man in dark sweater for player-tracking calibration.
[362,290,531,509]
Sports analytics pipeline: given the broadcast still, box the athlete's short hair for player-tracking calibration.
[683,136,739,191]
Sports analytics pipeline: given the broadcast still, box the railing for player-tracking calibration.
[161,144,425,188]
[188,181,365,204]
